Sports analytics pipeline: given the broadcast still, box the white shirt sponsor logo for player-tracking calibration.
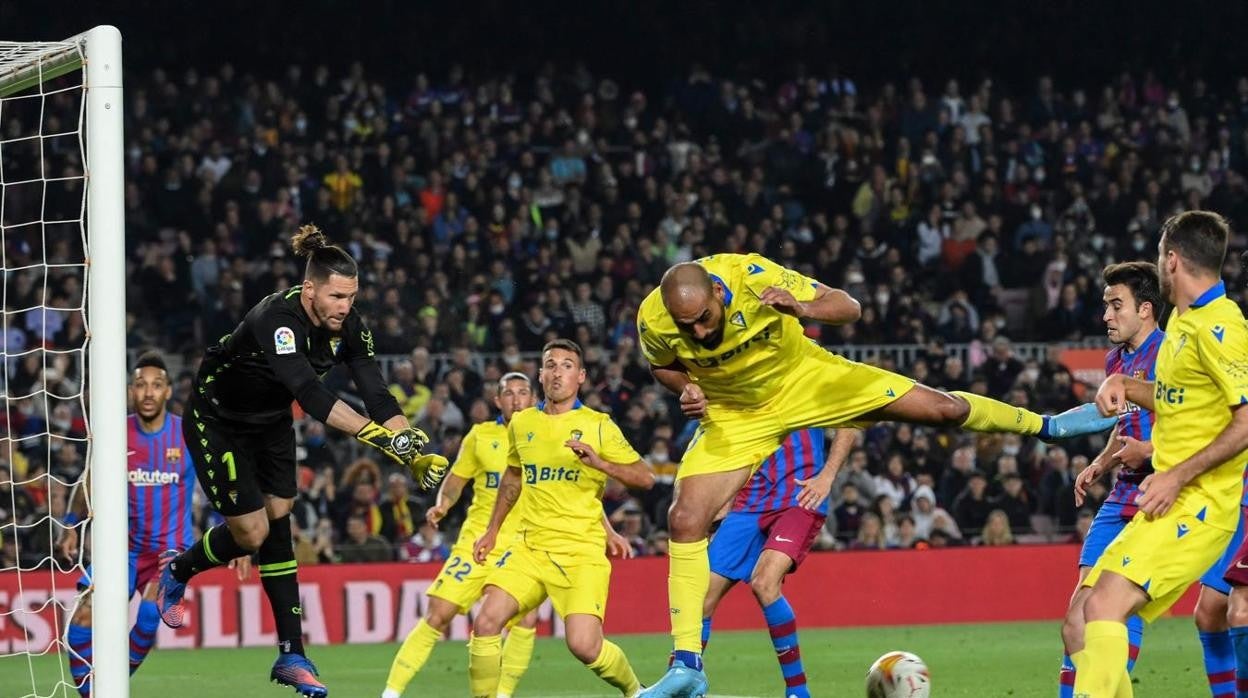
[129,469,180,487]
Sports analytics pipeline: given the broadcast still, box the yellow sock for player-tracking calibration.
[952,391,1043,435]
[586,639,640,695]
[1072,621,1129,698]
[468,633,503,698]
[669,539,710,653]
[384,618,443,694]
[497,625,536,697]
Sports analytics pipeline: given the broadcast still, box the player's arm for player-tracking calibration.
[1095,374,1155,415]
[57,468,90,559]
[796,427,859,510]
[341,314,405,429]
[1075,423,1120,506]
[760,283,862,326]
[568,418,655,489]
[637,309,708,418]
[603,510,633,559]
[473,464,522,564]
[428,427,479,528]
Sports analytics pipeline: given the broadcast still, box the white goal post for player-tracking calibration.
[0,25,127,698]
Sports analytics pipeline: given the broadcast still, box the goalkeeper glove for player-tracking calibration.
[355,421,429,466]
[410,453,450,491]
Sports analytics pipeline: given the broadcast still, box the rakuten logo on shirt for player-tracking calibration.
[129,469,180,486]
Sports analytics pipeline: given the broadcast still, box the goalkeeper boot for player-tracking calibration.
[154,549,188,628]
[1038,402,1119,442]
[637,658,707,698]
[271,652,328,697]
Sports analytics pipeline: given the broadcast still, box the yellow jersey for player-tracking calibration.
[450,418,522,546]
[507,402,641,555]
[637,253,824,408]
[1153,281,1248,530]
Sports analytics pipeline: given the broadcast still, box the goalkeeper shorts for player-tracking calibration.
[184,395,297,517]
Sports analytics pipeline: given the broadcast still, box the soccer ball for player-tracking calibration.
[865,651,930,698]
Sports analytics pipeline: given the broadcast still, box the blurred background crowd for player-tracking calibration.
[3,2,1248,566]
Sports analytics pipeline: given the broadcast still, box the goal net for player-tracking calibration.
[0,27,127,698]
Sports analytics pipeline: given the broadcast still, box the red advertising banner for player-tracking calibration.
[1060,348,1108,400]
[0,545,1199,653]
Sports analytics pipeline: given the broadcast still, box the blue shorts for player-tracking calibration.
[1079,501,1131,568]
[709,507,824,582]
[1201,508,1248,595]
[77,549,161,598]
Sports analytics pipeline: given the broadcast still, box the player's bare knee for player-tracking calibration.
[942,393,971,426]
[748,571,782,606]
[666,503,707,541]
[1060,608,1084,651]
[425,604,456,633]
[1227,589,1248,627]
[228,516,269,551]
[566,632,602,664]
[70,593,92,626]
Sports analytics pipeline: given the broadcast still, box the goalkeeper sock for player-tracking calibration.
[469,633,503,698]
[1198,629,1235,697]
[668,538,709,670]
[385,617,444,695]
[128,600,160,674]
[586,639,640,695]
[1072,621,1130,697]
[170,524,253,583]
[763,596,809,698]
[951,391,1043,435]
[258,514,305,656]
[497,624,537,697]
[66,622,92,697]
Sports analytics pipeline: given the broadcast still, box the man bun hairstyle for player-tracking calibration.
[1102,261,1164,318]
[292,224,358,282]
[1160,210,1229,276]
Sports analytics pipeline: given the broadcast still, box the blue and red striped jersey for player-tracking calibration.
[1103,328,1162,516]
[128,413,196,553]
[732,429,828,515]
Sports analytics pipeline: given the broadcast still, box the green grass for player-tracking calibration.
[1,617,1217,697]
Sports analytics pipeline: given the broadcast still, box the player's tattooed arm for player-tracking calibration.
[474,465,523,563]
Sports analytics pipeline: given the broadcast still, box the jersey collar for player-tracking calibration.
[707,273,733,306]
[536,398,583,411]
[495,415,505,425]
[1191,280,1226,309]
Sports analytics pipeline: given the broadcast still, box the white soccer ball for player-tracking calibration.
[865,650,930,698]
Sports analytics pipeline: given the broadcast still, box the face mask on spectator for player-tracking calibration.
[1003,444,1020,456]
[1030,205,1042,220]
[1090,234,1106,251]
[875,291,890,307]
[1132,237,1147,252]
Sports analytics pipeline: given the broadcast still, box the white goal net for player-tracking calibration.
[0,27,127,698]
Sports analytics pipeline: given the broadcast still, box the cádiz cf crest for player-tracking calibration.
[570,429,583,441]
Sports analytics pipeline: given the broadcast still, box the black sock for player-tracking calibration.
[258,515,304,656]
[170,525,253,583]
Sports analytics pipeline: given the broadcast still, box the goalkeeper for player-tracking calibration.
[157,225,447,698]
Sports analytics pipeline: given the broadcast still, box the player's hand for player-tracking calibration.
[410,453,450,491]
[1111,436,1152,470]
[759,286,806,318]
[229,555,252,581]
[473,530,498,565]
[566,439,603,470]
[1095,374,1128,417]
[426,502,450,529]
[795,475,833,511]
[1073,461,1105,507]
[606,528,634,559]
[679,383,707,419]
[1136,469,1184,518]
[57,528,79,560]
[356,421,430,466]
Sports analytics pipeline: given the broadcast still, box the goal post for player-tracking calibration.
[0,25,126,698]
[84,25,127,698]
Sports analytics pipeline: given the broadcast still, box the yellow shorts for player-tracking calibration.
[1084,505,1233,621]
[678,351,914,479]
[426,542,505,613]
[483,539,611,619]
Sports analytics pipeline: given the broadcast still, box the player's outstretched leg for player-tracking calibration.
[867,383,1116,441]
[749,550,811,698]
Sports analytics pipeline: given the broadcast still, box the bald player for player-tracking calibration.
[636,253,1116,697]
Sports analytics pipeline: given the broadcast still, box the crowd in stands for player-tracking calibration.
[7,57,1248,567]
